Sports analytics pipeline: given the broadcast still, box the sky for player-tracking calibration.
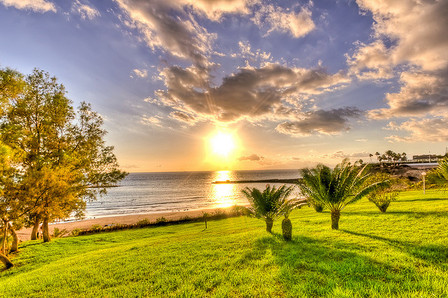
[0,0,447,172]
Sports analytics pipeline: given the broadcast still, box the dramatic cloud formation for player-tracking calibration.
[275,108,362,136]
[115,0,216,68]
[0,0,56,13]
[252,3,315,38]
[154,63,350,126]
[71,0,100,20]
[386,118,448,143]
[349,0,448,119]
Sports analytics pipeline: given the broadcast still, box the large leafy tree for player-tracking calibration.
[0,68,127,244]
[242,184,305,234]
[298,159,384,230]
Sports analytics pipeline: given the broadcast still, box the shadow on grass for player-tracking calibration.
[341,230,448,266]
[240,234,420,297]
[343,210,448,218]
[399,197,448,202]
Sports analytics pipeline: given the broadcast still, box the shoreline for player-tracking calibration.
[17,207,235,241]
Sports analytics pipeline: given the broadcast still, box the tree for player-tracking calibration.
[298,159,384,230]
[280,198,307,241]
[366,174,404,212]
[435,157,448,187]
[0,142,24,268]
[242,185,300,233]
[1,68,127,244]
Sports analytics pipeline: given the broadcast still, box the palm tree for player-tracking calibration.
[297,159,384,230]
[436,157,448,187]
[242,185,302,233]
[280,198,308,241]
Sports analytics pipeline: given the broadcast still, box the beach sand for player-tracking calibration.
[17,207,231,241]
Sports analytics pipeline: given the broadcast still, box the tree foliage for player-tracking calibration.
[0,67,127,265]
[298,159,385,229]
[242,185,307,234]
[366,174,406,212]
[433,157,448,188]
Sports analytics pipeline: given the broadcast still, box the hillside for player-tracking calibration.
[1,190,447,297]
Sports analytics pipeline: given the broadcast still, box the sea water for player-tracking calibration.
[85,169,301,218]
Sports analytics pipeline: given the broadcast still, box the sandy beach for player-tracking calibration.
[17,207,231,241]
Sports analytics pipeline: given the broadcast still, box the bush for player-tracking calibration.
[70,229,82,236]
[136,219,151,226]
[367,174,407,212]
[89,224,103,232]
[155,217,167,224]
[310,201,324,212]
[52,228,68,238]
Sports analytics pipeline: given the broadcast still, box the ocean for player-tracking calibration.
[85,169,301,218]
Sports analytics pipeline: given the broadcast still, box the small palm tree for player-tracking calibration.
[436,157,448,187]
[298,159,384,230]
[242,185,299,233]
[280,198,308,241]
[367,174,405,213]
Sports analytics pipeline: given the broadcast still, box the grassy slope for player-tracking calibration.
[0,190,447,297]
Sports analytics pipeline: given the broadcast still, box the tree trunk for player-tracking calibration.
[31,216,40,240]
[7,223,18,253]
[265,217,274,233]
[282,217,292,241]
[331,209,340,230]
[0,252,13,269]
[378,202,390,213]
[1,224,7,255]
[42,216,51,243]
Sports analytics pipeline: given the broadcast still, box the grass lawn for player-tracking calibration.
[1,189,447,297]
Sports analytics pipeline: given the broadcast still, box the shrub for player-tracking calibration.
[136,219,151,226]
[367,174,406,213]
[52,228,68,238]
[90,224,102,232]
[155,217,167,224]
[70,229,82,236]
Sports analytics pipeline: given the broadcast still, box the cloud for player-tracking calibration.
[155,63,350,124]
[132,68,148,78]
[169,111,196,123]
[369,69,448,119]
[349,0,448,119]
[115,0,216,68]
[0,0,56,13]
[330,151,370,159]
[238,154,264,161]
[71,0,100,20]
[252,3,315,38]
[233,41,272,64]
[275,108,362,136]
[386,117,448,143]
[346,40,393,80]
[140,115,162,127]
[182,0,258,21]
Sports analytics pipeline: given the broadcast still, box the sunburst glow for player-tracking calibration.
[210,132,236,158]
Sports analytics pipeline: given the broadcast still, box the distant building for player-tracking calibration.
[412,154,443,162]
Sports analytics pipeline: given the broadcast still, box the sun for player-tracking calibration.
[210,132,236,158]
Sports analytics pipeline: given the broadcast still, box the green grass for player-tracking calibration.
[1,189,448,297]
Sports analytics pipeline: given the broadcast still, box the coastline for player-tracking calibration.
[17,207,235,241]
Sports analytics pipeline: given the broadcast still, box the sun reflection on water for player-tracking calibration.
[211,170,237,208]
